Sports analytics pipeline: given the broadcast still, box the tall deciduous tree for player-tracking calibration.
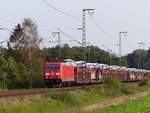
[8,18,43,88]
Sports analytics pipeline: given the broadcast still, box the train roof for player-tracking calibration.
[55,59,150,73]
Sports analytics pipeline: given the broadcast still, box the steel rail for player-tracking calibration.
[0,87,85,98]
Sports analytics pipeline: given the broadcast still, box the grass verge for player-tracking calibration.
[0,76,150,113]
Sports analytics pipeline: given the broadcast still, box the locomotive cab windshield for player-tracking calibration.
[45,64,60,71]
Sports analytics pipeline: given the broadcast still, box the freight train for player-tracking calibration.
[43,59,150,87]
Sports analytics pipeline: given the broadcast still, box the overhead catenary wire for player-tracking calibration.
[101,44,120,57]
[0,25,11,31]
[57,28,82,45]
[0,38,9,44]
[90,16,117,41]
[40,0,80,19]
[89,17,135,54]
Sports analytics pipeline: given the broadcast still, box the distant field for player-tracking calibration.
[95,96,150,113]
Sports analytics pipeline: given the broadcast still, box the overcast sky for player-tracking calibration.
[0,0,150,55]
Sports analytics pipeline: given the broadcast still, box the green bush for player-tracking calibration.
[0,82,7,89]
[89,76,136,96]
[138,77,150,86]
[104,76,123,96]
[89,84,104,94]
[121,84,134,95]
[45,92,80,106]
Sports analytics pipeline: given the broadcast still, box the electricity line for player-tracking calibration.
[57,28,82,45]
[90,16,117,40]
[58,29,118,56]
[40,0,80,19]
[0,38,9,44]
[101,44,120,57]
[0,25,11,31]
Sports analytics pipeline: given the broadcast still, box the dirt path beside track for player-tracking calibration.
[63,91,150,113]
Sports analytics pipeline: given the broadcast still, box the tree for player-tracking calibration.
[7,24,24,62]
[8,24,24,50]
[22,18,43,88]
[0,48,21,89]
[144,48,150,70]
[8,18,42,62]
[61,44,74,60]
[7,18,43,88]
[127,49,147,69]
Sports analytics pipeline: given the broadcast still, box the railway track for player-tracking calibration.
[0,87,85,98]
[0,82,138,98]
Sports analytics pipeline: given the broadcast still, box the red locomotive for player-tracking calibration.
[43,60,150,87]
[44,62,74,86]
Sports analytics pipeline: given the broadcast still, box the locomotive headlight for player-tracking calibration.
[56,73,60,75]
[46,73,49,76]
